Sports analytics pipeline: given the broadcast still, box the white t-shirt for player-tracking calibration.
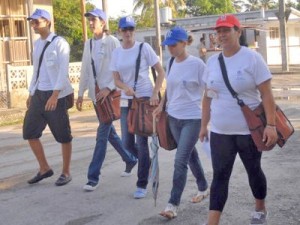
[110,41,159,99]
[166,55,206,119]
[203,46,272,135]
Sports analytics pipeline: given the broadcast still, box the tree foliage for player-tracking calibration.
[186,0,236,16]
[53,0,95,61]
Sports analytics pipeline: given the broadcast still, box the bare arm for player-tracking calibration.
[257,79,278,147]
[113,71,135,96]
[151,62,165,106]
[199,89,212,142]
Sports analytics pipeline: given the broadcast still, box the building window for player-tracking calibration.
[269,27,279,40]
[14,20,26,37]
[0,19,10,37]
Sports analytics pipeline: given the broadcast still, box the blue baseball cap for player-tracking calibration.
[27,8,51,21]
[161,26,188,46]
[118,16,136,28]
[84,8,107,21]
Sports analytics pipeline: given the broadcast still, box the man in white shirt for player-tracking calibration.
[76,9,137,192]
[24,9,73,186]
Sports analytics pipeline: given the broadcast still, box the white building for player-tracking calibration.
[134,8,300,66]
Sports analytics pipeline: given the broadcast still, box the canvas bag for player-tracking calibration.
[127,43,159,137]
[90,39,121,123]
[156,57,177,150]
[218,53,294,151]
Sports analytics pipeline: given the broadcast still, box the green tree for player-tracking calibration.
[260,0,276,9]
[53,0,96,62]
[133,0,186,27]
[242,0,261,11]
[232,0,245,12]
[185,0,235,16]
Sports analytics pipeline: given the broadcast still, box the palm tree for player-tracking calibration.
[260,0,276,10]
[133,0,186,19]
[232,0,245,12]
[243,0,261,11]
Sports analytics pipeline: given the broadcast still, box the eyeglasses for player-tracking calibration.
[121,27,135,32]
[29,19,46,26]
[168,43,178,48]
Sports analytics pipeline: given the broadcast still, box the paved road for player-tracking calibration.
[0,108,299,225]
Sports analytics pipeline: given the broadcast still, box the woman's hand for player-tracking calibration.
[124,86,135,96]
[263,125,278,147]
[150,92,159,106]
[199,127,209,142]
[76,96,83,111]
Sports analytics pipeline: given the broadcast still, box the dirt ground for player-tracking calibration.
[0,99,299,225]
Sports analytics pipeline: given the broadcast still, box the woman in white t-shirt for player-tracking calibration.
[154,26,209,219]
[110,16,165,199]
[200,15,277,225]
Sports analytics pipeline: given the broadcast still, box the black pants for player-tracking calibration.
[209,132,267,211]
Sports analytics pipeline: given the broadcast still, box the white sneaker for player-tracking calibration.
[159,203,178,219]
[250,211,268,225]
[83,182,99,191]
[120,171,132,177]
[133,187,147,199]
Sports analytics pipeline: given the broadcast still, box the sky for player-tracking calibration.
[88,0,135,18]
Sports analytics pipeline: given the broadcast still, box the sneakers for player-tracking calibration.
[159,203,178,219]
[250,211,268,225]
[133,187,147,199]
[191,188,210,203]
[120,161,137,177]
[83,181,99,191]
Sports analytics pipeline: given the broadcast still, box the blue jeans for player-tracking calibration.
[168,115,208,206]
[87,108,137,184]
[121,106,150,189]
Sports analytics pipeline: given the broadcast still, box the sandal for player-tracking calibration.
[159,203,178,219]
[191,188,209,203]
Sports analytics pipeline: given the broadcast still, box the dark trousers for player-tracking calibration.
[209,132,267,211]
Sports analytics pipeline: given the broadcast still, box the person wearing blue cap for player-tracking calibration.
[153,26,209,219]
[110,16,165,199]
[24,9,73,186]
[76,9,137,192]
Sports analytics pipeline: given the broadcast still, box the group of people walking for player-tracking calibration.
[24,8,277,225]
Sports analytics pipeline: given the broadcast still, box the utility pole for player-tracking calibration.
[102,0,109,30]
[279,0,289,72]
[154,0,162,61]
[80,0,88,42]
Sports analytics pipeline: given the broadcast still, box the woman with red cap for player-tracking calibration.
[200,14,277,225]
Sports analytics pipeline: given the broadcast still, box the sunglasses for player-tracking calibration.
[168,43,178,48]
[121,27,135,32]
[29,19,46,26]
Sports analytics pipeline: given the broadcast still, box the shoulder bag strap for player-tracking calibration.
[133,42,144,92]
[90,39,98,85]
[36,35,58,83]
[163,57,175,110]
[218,53,245,106]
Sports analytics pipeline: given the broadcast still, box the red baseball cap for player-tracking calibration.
[215,14,241,29]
